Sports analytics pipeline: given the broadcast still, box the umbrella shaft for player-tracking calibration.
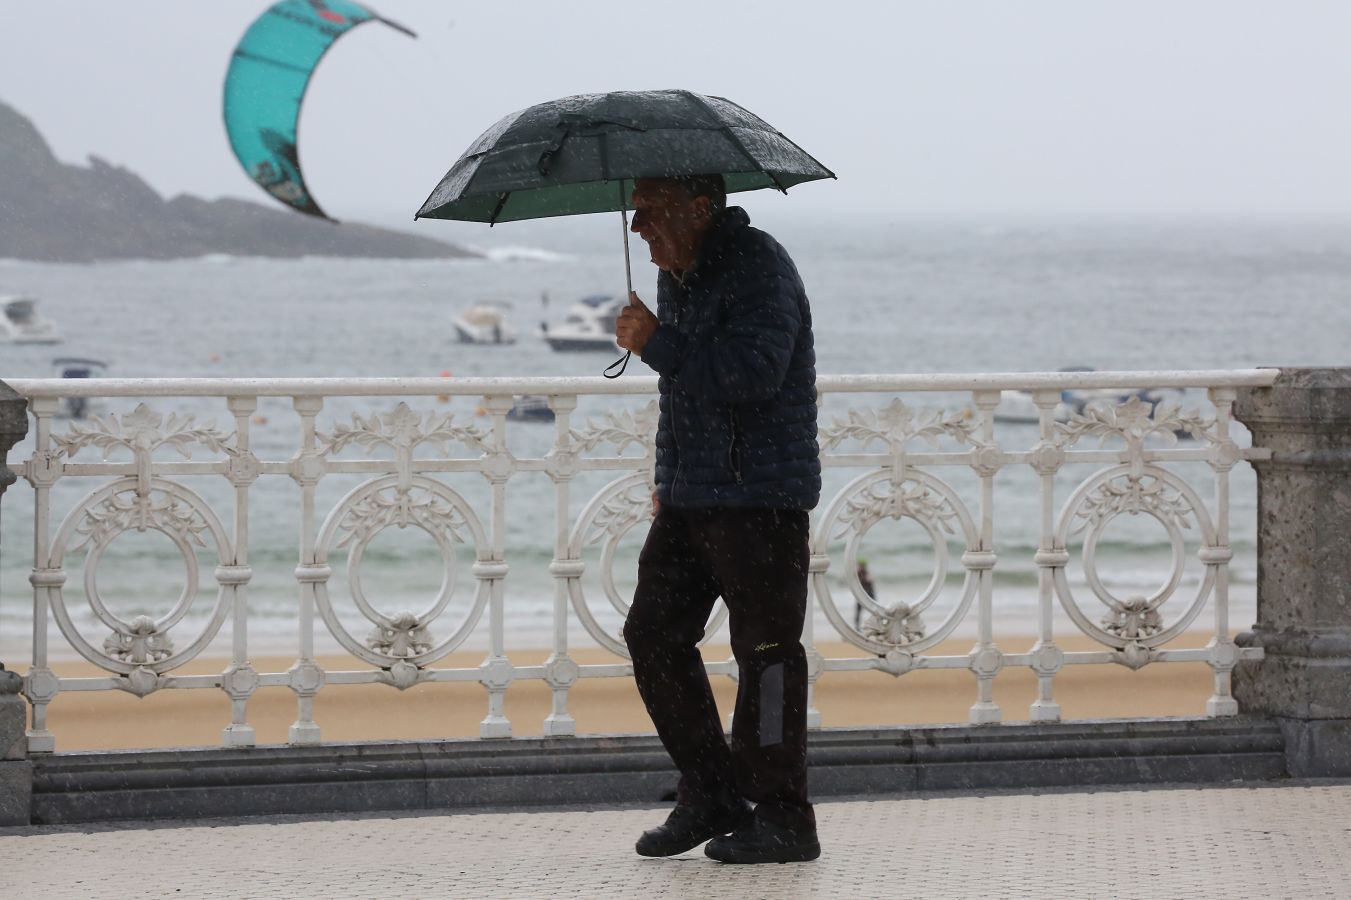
[621,204,633,296]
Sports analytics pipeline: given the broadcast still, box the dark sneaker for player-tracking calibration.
[635,800,752,857]
[704,816,821,864]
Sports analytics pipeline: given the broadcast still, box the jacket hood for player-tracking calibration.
[683,206,751,286]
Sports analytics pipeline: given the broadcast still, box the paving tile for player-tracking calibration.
[1,785,1349,898]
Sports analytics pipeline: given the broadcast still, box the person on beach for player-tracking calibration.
[854,559,877,630]
[614,175,822,865]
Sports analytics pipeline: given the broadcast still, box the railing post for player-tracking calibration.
[0,379,31,824]
[1233,367,1351,776]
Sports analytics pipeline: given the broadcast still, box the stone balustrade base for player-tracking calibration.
[1273,718,1351,778]
[0,762,32,825]
[20,717,1290,826]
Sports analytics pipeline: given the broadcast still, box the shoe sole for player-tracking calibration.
[636,825,741,858]
[635,835,712,858]
[705,841,821,864]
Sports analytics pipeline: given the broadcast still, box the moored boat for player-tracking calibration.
[505,395,555,422]
[452,303,516,344]
[0,296,61,344]
[540,295,623,352]
[52,356,108,419]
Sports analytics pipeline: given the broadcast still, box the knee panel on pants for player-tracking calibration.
[735,643,806,750]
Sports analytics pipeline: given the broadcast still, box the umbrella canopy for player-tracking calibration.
[415,89,834,223]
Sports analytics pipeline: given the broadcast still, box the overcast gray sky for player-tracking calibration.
[3,0,1349,235]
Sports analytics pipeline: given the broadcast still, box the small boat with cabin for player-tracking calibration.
[52,357,108,420]
[505,395,555,423]
[452,303,516,345]
[0,296,61,344]
[540,295,623,352]
[994,367,1186,428]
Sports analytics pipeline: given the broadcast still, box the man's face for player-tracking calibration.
[630,178,710,272]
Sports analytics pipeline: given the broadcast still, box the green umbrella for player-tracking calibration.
[414,88,835,373]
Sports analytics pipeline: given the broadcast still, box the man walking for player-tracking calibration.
[615,175,821,864]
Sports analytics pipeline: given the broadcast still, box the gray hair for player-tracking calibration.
[677,174,727,214]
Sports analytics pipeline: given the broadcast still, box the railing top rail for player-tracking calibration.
[1,369,1280,399]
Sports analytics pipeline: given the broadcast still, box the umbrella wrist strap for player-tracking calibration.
[603,350,631,379]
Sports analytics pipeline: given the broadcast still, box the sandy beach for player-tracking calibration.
[28,633,1229,751]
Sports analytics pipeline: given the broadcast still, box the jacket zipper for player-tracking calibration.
[671,294,683,494]
[729,407,743,485]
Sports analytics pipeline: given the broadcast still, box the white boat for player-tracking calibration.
[452,303,516,345]
[52,356,108,420]
[994,390,1073,424]
[994,366,1187,428]
[0,296,61,344]
[505,395,555,423]
[541,295,623,352]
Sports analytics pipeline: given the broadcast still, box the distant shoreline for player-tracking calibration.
[0,252,498,267]
[0,98,482,264]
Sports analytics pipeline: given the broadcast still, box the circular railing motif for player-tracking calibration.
[814,469,981,656]
[46,476,235,675]
[1052,464,1217,649]
[313,474,490,668]
[565,472,728,658]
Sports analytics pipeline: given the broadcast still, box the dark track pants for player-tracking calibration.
[622,506,814,829]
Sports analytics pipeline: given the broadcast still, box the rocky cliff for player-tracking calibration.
[0,100,476,262]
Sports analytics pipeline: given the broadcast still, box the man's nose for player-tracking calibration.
[629,211,646,232]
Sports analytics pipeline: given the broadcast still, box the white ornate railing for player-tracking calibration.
[1,370,1276,751]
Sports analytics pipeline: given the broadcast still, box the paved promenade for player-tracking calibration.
[2,783,1349,898]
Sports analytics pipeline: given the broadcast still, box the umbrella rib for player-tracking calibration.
[679,90,787,193]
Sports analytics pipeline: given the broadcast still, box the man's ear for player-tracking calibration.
[694,196,713,221]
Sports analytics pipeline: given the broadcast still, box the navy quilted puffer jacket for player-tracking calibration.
[639,207,820,510]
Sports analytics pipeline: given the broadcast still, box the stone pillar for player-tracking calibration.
[1234,367,1351,777]
[0,668,28,825]
[0,379,30,823]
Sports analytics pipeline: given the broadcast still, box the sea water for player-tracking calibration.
[2,211,1349,659]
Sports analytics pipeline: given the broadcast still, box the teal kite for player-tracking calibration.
[223,0,415,219]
